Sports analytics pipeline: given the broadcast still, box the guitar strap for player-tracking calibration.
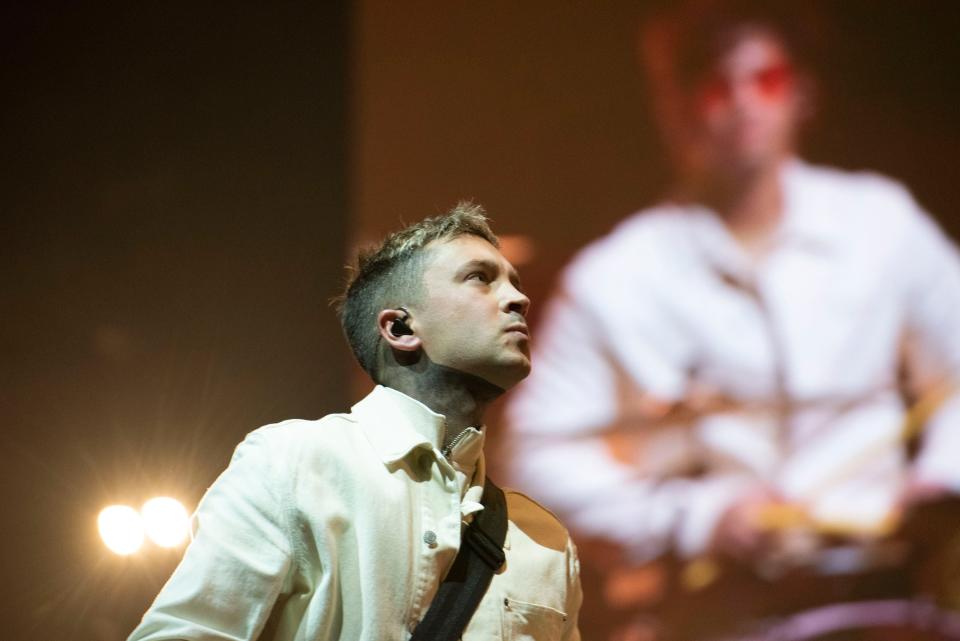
[409,478,507,641]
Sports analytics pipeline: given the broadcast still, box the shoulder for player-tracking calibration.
[235,412,362,465]
[794,161,909,194]
[787,162,936,256]
[560,202,690,299]
[251,413,357,441]
[792,162,920,222]
[568,204,687,274]
[504,488,573,552]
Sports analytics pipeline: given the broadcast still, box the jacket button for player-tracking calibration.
[423,530,438,547]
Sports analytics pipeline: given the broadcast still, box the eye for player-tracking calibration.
[754,63,793,101]
[466,271,491,283]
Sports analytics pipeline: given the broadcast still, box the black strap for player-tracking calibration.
[410,478,507,641]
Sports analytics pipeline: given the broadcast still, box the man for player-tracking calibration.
[128,203,582,640]
[504,2,960,638]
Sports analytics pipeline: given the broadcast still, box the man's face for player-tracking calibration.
[688,33,803,175]
[411,235,531,390]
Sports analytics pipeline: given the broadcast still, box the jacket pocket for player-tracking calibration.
[501,597,567,640]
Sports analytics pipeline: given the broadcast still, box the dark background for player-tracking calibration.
[2,2,960,640]
[2,4,349,639]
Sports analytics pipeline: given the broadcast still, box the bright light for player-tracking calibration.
[141,497,190,548]
[98,505,145,555]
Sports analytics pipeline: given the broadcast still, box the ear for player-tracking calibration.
[377,308,422,352]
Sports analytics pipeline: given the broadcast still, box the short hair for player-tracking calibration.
[643,0,825,90]
[334,201,499,381]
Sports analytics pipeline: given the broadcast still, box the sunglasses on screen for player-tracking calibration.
[696,62,794,111]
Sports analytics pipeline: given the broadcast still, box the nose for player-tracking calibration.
[729,77,756,113]
[501,282,530,318]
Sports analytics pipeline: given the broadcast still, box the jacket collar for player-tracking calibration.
[350,385,448,464]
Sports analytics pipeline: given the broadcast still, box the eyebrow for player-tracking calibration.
[458,258,523,290]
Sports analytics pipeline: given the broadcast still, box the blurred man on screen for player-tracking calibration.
[504,2,960,639]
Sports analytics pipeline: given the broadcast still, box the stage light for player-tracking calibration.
[98,505,145,555]
[141,497,190,548]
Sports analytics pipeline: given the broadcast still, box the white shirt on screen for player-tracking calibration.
[504,159,960,561]
[128,385,582,641]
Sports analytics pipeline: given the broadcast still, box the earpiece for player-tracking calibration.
[390,318,412,337]
[390,308,413,337]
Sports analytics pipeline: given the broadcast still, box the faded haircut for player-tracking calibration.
[334,202,499,381]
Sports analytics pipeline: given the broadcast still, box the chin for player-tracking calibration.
[501,359,532,388]
[716,150,775,179]
[482,359,531,392]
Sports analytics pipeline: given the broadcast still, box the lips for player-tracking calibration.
[505,323,529,337]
